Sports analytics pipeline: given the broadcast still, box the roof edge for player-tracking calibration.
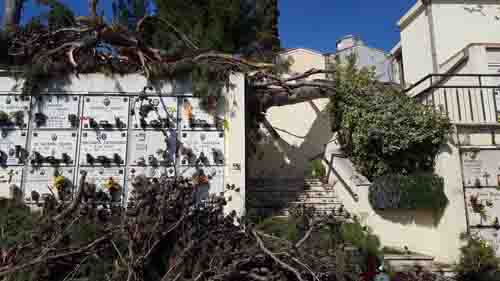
[279,48,324,57]
[390,42,402,56]
[397,1,426,30]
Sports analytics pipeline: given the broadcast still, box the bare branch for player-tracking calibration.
[254,68,335,88]
[295,224,316,248]
[0,233,110,278]
[252,230,305,281]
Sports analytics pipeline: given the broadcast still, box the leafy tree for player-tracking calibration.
[0,199,37,248]
[152,0,246,53]
[36,0,76,29]
[329,54,452,180]
[112,0,150,29]
[151,0,280,60]
[254,0,280,59]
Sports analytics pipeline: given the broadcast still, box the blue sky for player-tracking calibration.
[279,1,415,53]
[1,0,416,53]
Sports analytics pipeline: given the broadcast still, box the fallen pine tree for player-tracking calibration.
[0,171,366,281]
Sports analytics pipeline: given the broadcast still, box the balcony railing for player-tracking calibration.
[404,74,500,124]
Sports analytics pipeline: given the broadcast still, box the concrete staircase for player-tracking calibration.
[247,178,343,216]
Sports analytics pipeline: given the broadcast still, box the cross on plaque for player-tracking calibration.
[483,171,491,186]
[7,169,15,184]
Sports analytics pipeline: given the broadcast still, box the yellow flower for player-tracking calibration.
[53,176,66,190]
[104,177,120,191]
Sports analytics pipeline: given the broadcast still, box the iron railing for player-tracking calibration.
[404,74,500,124]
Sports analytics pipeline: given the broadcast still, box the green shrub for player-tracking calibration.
[329,55,451,180]
[369,173,448,211]
[0,199,37,248]
[456,234,500,281]
[256,216,382,258]
[308,159,326,178]
[341,221,381,258]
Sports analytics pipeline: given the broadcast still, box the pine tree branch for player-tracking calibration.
[252,230,305,281]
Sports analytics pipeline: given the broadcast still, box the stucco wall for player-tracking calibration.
[336,45,392,82]
[399,1,500,85]
[432,1,500,66]
[280,49,326,80]
[223,74,246,216]
[327,135,467,263]
[400,5,435,84]
[247,99,334,179]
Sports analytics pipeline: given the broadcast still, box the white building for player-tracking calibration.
[388,0,500,262]
[327,35,394,82]
[392,0,500,95]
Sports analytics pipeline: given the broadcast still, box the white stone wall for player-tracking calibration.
[247,98,333,179]
[326,135,467,264]
[432,1,500,66]
[279,49,326,80]
[399,1,500,85]
[400,4,435,85]
[0,73,246,216]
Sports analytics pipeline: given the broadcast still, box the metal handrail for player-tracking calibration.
[404,73,500,95]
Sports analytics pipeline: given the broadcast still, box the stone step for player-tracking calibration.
[248,201,343,211]
[247,178,345,217]
[248,190,337,197]
[248,178,324,187]
[249,195,339,203]
[248,190,339,201]
[248,183,331,191]
[274,206,344,217]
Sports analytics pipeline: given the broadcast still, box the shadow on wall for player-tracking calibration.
[10,75,72,94]
[248,101,334,179]
[366,143,456,228]
[373,209,439,228]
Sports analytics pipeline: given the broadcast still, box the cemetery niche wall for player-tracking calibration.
[0,74,246,215]
[461,149,500,255]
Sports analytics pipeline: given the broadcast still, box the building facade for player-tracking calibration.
[386,0,500,261]
[392,0,500,89]
[327,35,394,82]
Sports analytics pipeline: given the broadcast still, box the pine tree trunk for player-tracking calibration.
[2,0,23,29]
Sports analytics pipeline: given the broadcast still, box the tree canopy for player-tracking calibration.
[112,0,151,29]
[328,55,451,180]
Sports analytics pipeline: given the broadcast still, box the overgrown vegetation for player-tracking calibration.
[390,268,453,281]
[341,221,381,259]
[368,173,448,212]
[308,159,326,179]
[256,216,299,241]
[329,55,452,180]
[256,214,383,270]
[0,199,37,248]
[0,174,365,281]
[456,233,500,281]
